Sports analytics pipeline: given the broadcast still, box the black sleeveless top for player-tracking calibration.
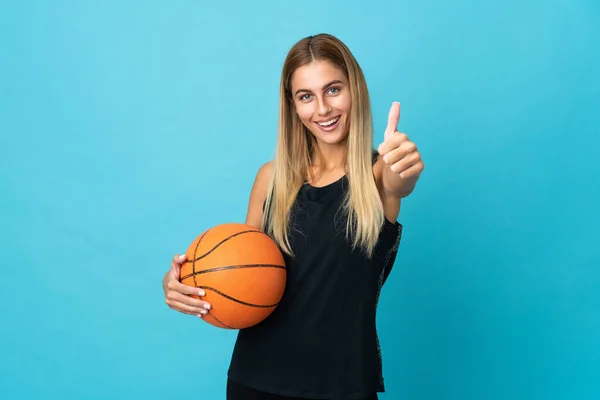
[227,153,403,399]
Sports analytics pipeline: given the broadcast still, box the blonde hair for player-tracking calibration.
[262,33,384,258]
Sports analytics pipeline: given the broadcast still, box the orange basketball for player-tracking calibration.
[179,222,286,329]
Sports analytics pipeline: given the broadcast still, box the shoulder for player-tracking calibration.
[244,161,273,229]
[253,161,273,196]
[257,160,273,180]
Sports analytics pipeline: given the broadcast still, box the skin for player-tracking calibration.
[163,60,424,318]
[292,59,352,181]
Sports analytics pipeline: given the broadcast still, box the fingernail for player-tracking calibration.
[198,289,205,296]
[200,309,208,315]
[198,314,203,318]
[178,254,186,261]
[204,303,211,310]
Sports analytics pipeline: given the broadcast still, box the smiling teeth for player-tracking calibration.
[317,117,340,127]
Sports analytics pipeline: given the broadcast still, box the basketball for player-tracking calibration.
[179,222,287,329]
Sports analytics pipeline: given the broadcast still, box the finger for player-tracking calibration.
[166,299,210,317]
[169,254,187,282]
[392,157,423,177]
[389,151,421,174]
[381,135,411,162]
[378,131,407,156]
[167,290,212,311]
[382,146,406,165]
[384,102,401,139]
[377,135,396,156]
[398,161,424,179]
[168,279,206,297]
[170,254,186,277]
[172,253,187,268]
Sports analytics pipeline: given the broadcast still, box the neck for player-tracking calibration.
[311,141,347,171]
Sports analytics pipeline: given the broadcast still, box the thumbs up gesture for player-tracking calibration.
[377,102,424,196]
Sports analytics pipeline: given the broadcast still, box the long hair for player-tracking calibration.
[262,33,384,258]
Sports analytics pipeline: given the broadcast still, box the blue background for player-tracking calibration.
[1,0,599,399]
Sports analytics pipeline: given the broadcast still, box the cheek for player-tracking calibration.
[295,103,314,124]
[333,94,351,115]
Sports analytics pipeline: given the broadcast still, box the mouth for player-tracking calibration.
[314,116,341,132]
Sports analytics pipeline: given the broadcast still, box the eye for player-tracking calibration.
[327,87,340,95]
[299,93,312,101]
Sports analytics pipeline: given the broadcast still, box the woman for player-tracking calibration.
[163,33,424,400]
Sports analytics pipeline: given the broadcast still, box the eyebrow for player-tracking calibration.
[294,80,344,96]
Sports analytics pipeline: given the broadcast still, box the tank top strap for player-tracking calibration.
[372,149,379,165]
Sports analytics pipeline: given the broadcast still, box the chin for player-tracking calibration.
[308,119,349,146]
[310,130,348,146]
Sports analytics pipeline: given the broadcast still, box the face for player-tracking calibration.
[290,60,351,147]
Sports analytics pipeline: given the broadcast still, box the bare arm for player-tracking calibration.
[161,161,276,319]
[375,102,424,221]
[245,161,273,230]
[373,155,402,224]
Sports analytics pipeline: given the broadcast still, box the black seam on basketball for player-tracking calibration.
[179,264,286,280]
[208,313,235,329]
[191,230,265,261]
[192,230,209,288]
[198,285,280,308]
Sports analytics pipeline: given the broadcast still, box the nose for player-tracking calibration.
[316,97,331,116]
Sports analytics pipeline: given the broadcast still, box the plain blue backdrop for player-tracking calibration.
[1,0,599,399]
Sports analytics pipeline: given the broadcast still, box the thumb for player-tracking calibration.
[170,254,186,278]
[384,101,401,141]
[169,265,181,283]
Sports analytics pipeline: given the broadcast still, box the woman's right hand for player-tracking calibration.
[163,254,212,318]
